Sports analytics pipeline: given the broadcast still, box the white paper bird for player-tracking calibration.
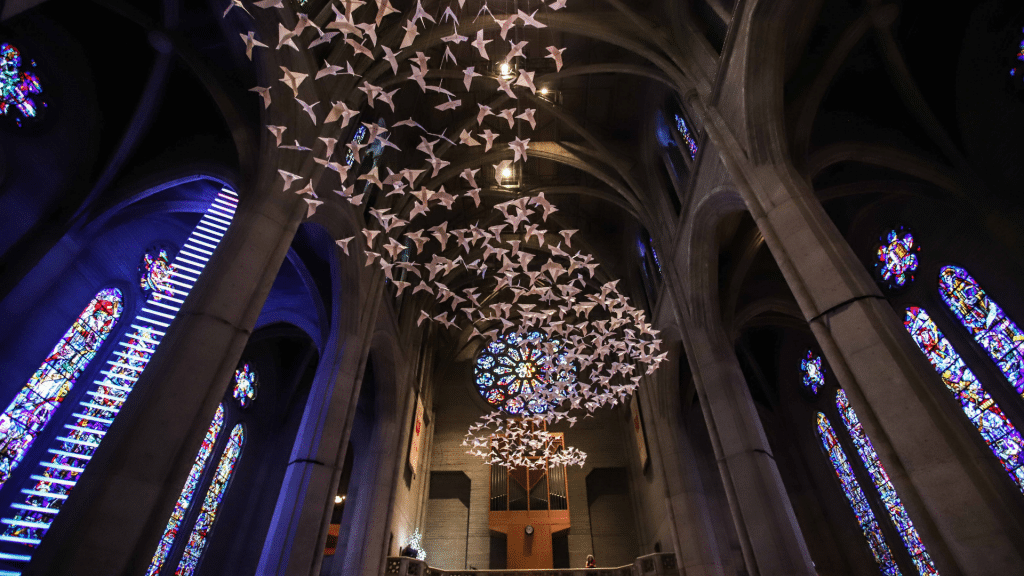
[304,198,323,218]
[295,98,319,124]
[480,129,498,152]
[509,137,530,162]
[325,101,359,126]
[223,0,251,18]
[249,86,272,108]
[494,14,518,39]
[278,66,307,97]
[516,109,537,129]
[471,29,492,59]
[546,46,567,71]
[266,125,286,146]
[239,31,267,59]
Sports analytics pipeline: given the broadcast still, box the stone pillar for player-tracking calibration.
[637,359,729,576]
[679,309,818,576]
[256,282,384,576]
[697,0,1024,567]
[713,155,1023,574]
[26,164,309,575]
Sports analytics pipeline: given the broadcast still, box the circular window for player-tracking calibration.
[874,226,920,290]
[475,332,576,415]
[800,350,825,395]
[233,363,258,409]
[139,245,176,301]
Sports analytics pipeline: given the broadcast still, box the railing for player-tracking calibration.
[384,553,680,576]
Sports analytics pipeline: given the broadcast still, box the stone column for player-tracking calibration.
[26,161,310,575]
[637,358,730,576]
[696,0,1024,569]
[713,154,1023,574]
[679,309,818,576]
[329,328,417,576]
[256,277,384,576]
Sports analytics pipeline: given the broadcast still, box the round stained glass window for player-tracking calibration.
[139,245,176,301]
[474,332,576,415]
[233,363,258,409]
[875,226,919,290]
[801,351,825,395]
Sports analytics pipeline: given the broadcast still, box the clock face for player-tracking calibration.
[525,525,534,536]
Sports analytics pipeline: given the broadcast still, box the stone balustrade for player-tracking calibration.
[384,553,680,576]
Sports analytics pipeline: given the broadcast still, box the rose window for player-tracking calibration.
[475,332,575,415]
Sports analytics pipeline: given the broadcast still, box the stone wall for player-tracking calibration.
[420,355,644,570]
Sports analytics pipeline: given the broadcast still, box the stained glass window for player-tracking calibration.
[344,125,368,166]
[875,228,919,289]
[175,423,245,576]
[817,412,901,575]
[0,43,43,126]
[0,188,238,570]
[146,404,226,576]
[233,364,257,409]
[938,266,1024,398]
[904,307,1024,492]
[674,114,698,159]
[1011,27,1024,83]
[140,248,176,301]
[0,288,122,489]
[475,332,576,415]
[801,351,825,395]
[836,390,938,576]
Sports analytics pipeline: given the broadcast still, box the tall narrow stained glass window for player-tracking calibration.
[0,288,123,489]
[938,266,1024,398]
[673,114,698,159]
[1011,27,1024,83]
[817,412,901,575]
[174,423,245,576]
[146,404,226,576]
[904,307,1024,492]
[0,187,238,573]
[836,390,938,576]
[344,125,368,166]
[0,43,44,126]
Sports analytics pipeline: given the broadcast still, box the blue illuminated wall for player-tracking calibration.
[0,176,233,572]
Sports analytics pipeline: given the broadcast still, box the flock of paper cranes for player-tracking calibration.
[225,0,667,469]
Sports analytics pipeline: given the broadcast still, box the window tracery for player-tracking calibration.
[140,247,176,301]
[876,228,919,290]
[904,306,1024,492]
[836,390,938,576]
[1012,27,1024,83]
[232,364,257,409]
[0,288,123,489]
[146,404,226,576]
[344,125,368,166]
[800,351,825,395]
[0,43,43,126]
[475,332,575,415]
[0,187,238,569]
[174,423,245,576]
[817,412,901,575]
[673,114,698,159]
[938,266,1024,397]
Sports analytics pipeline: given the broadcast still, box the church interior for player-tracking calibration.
[0,0,1023,574]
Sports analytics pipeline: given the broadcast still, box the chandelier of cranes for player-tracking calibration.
[225,0,667,469]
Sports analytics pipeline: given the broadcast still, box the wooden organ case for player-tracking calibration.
[488,426,570,569]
